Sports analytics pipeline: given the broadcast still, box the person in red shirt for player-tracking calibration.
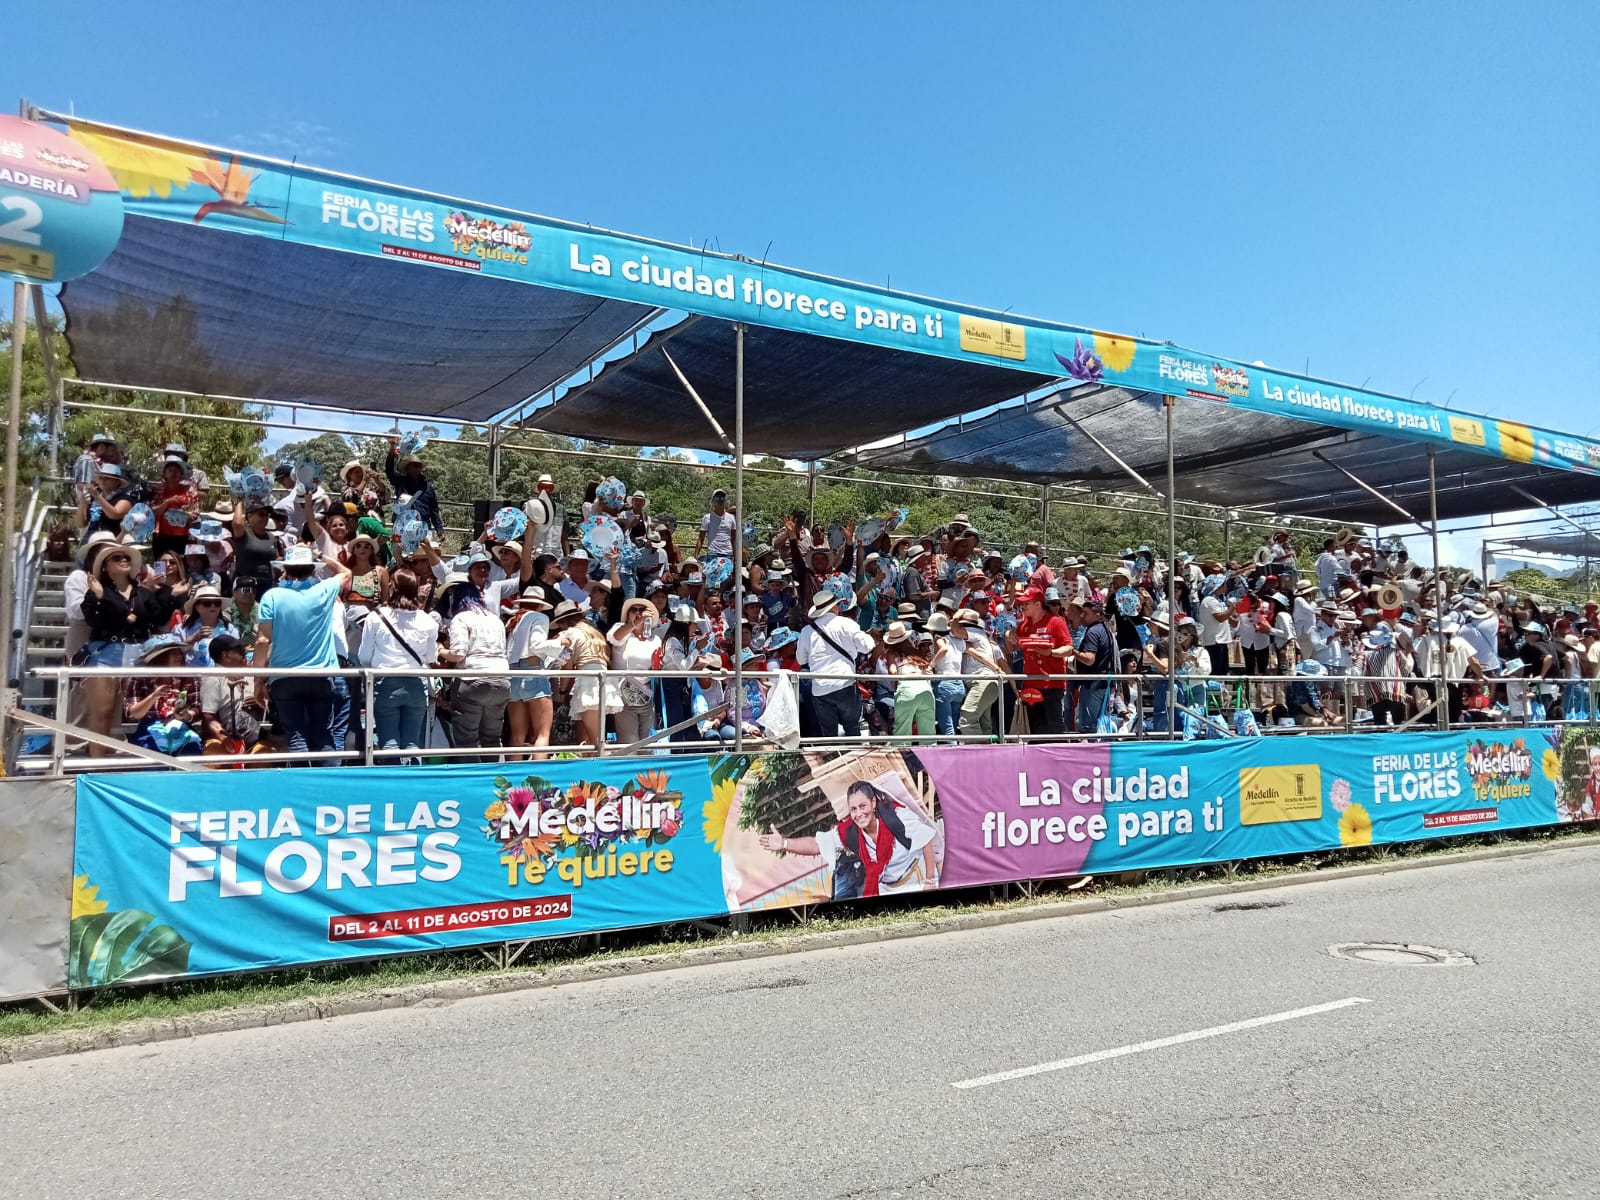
[1010,586,1073,735]
[151,455,199,560]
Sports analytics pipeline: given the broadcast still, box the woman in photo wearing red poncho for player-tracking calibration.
[758,780,937,898]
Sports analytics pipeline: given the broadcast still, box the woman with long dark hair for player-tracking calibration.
[756,779,939,898]
[437,577,510,759]
[358,567,440,759]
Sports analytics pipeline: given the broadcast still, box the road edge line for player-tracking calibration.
[3,833,1591,1064]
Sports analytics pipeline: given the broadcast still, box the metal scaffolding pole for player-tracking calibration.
[1429,447,1448,731]
[29,286,63,479]
[0,281,27,740]
[732,324,746,753]
[1165,398,1179,740]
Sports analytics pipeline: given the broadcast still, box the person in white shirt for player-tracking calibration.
[1315,539,1341,599]
[696,488,738,558]
[357,567,440,758]
[437,577,511,759]
[559,550,592,606]
[1454,598,1502,675]
[757,779,938,897]
[608,598,660,745]
[524,474,567,556]
[505,589,562,756]
[797,591,875,737]
[271,465,330,536]
[948,607,1003,736]
[1197,576,1237,676]
[1291,581,1320,660]
[1412,616,1482,724]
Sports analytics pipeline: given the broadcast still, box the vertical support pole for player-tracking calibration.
[0,281,29,743]
[1480,539,1491,592]
[1040,484,1050,556]
[488,422,502,506]
[732,323,746,753]
[51,667,67,775]
[1428,447,1448,731]
[805,459,817,528]
[29,286,62,480]
[363,670,375,766]
[1223,513,1232,566]
[1165,397,1178,741]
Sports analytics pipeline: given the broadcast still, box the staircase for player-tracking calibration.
[11,558,72,773]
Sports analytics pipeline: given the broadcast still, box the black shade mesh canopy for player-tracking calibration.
[1495,531,1600,558]
[527,317,1058,458]
[60,216,659,422]
[851,385,1600,526]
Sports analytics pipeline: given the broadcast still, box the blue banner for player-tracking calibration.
[61,117,1600,476]
[923,727,1569,887]
[72,757,723,987]
[70,728,1585,987]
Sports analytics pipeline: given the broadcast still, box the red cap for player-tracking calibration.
[1018,586,1044,605]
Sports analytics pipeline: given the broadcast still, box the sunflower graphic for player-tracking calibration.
[703,777,737,854]
[1338,803,1373,847]
[1093,331,1137,373]
[72,874,108,920]
[1542,749,1561,782]
[485,799,508,822]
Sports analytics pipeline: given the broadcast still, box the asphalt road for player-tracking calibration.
[4,843,1598,1200]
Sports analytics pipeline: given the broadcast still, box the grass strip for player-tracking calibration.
[4,823,1595,1042]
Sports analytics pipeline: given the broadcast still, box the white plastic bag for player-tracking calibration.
[758,669,801,749]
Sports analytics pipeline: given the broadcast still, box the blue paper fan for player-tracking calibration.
[398,517,428,555]
[293,457,321,488]
[580,514,622,557]
[595,476,628,510]
[121,503,155,541]
[396,431,428,458]
[703,555,734,587]
[489,506,527,541]
[823,572,854,600]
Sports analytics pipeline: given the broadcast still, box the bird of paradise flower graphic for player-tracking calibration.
[188,155,288,225]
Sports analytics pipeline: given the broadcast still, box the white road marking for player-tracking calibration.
[951,996,1372,1090]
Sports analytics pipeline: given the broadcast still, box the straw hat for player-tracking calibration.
[347,533,380,559]
[516,587,553,611]
[924,612,952,634]
[341,460,365,483]
[184,583,224,616]
[882,620,913,645]
[808,592,841,619]
[953,608,982,627]
[136,633,188,664]
[93,539,144,575]
[549,599,584,626]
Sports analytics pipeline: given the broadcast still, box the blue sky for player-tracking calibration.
[14,2,1598,566]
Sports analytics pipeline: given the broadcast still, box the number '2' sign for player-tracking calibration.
[0,115,124,284]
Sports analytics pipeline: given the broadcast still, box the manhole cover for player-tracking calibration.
[1327,942,1474,967]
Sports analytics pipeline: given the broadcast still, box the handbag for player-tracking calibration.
[1232,681,1262,737]
[620,676,652,708]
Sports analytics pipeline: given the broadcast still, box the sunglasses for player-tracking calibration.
[107,554,131,564]
[197,600,223,607]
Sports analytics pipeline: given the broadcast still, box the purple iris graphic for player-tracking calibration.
[1055,338,1104,383]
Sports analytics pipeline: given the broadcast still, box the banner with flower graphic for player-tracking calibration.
[72,757,725,983]
[923,728,1561,887]
[55,112,1600,476]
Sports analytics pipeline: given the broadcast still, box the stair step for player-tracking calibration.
[33,606,66,621]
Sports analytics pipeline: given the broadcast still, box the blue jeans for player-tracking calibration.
[935,679,967,736]
[1076,681,1109,733]
[270,676,335,755]
[329,674,351,753]
[374,676,428,752]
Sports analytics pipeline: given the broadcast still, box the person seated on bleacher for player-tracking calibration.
[124,634,202,757]
[199,634,273,761]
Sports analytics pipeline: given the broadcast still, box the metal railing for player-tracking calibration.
[11,658,1594,776]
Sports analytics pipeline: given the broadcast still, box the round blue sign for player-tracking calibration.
[0,115,124,284]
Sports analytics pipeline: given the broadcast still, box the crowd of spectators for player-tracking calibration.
[55,432,1600,764]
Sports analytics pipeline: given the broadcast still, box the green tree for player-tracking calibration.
[2,313,267,512]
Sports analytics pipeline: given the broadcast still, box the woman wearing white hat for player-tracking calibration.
[80,539,178,756]
[357,567,441,761]
[504,587,561,758]
[608,598,659,747]
[550,598,621,751]
[882,621,935,743]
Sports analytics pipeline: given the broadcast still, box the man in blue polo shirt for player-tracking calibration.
[253,545,351,756]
